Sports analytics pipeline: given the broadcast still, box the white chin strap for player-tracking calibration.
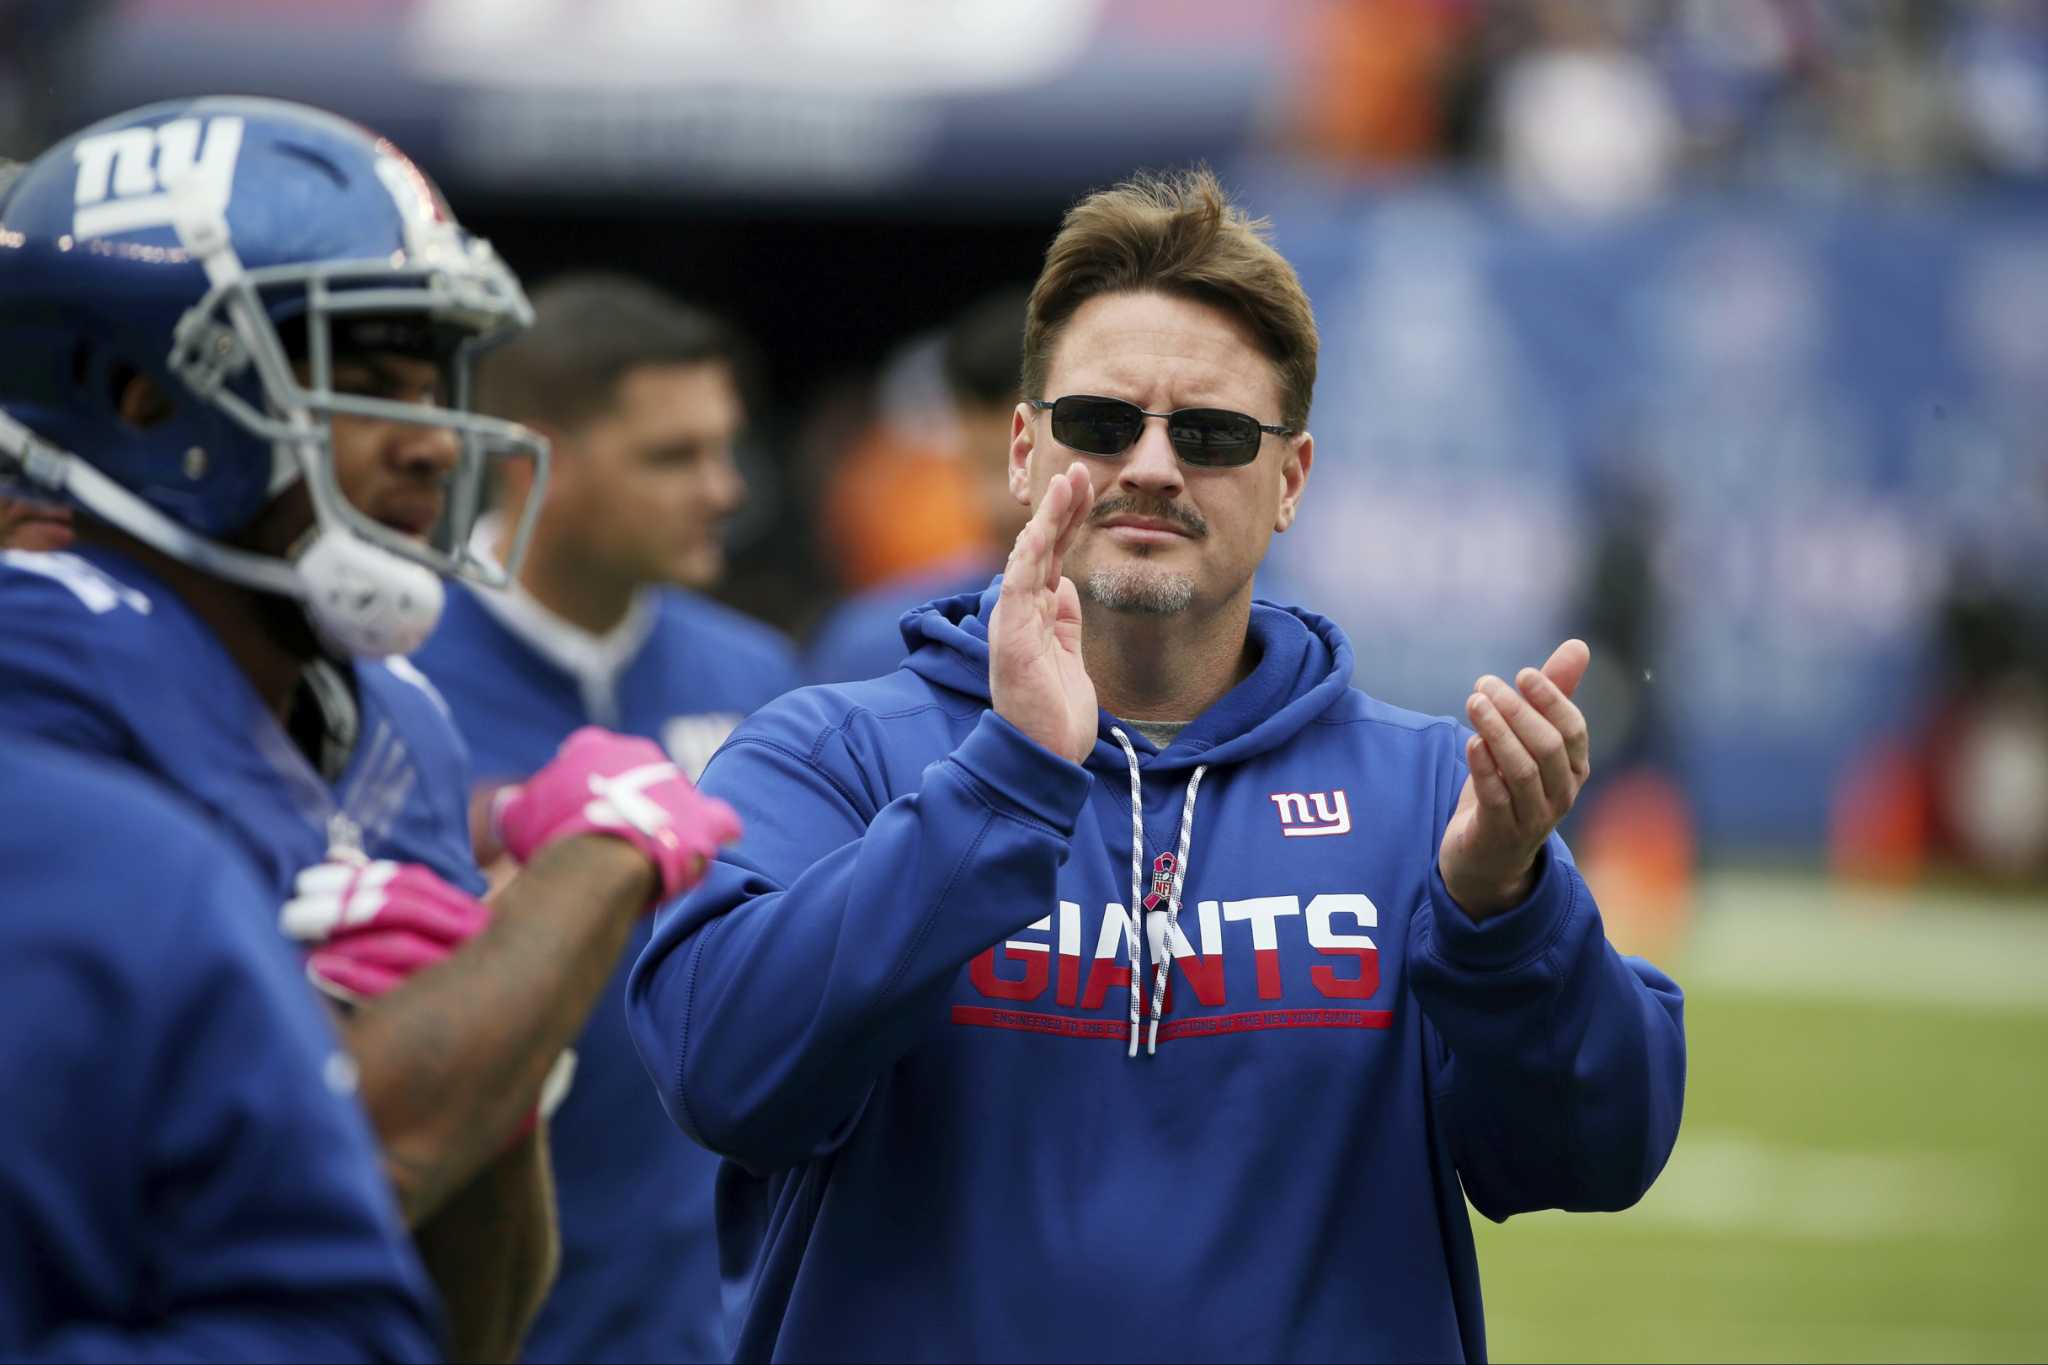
[295,525,445,657]
[0,408,444,658]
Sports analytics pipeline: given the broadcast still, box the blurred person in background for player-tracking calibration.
[1287,0,1477,173]
[1946,0,2048,180]
[1559,448,1698,961]
[808,339,994,609]
[1,739,440,1363]
[804,284,1032,683]
[411,272,800,1365]
[1922,567,2048,881]
[1490,0,1679,216]
[629,168,1686,1361]
[0,97,739,1362]
[1833,555,2048,886]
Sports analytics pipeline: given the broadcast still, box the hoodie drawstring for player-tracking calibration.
[1149,765,1205,1055]
[1109,728,1207,1058]
[1111,728,1145,1058]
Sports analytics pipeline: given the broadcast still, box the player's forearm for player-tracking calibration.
[412,1126,559,1365]
[343,836,652,1223]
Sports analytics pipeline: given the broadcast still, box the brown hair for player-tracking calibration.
[1021,168,1318,431]
[477,272,749,430]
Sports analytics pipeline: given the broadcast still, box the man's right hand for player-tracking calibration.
[989,460,1099,765]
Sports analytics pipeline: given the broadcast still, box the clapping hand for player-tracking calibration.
[1437,639,1593,920]
[988,461,1099,765]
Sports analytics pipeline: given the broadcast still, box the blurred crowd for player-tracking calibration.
[1290,0,2048,210]
[3,0,2042,887]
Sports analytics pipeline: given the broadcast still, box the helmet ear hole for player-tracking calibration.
[111,367,175,430]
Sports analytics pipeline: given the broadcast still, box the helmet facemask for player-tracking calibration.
[168,236,549,592]
[150,191,550,656]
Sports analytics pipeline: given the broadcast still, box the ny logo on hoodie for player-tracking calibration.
[1269,789,1351,837]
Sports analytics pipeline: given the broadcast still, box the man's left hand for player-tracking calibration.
[1437,638,1592,920]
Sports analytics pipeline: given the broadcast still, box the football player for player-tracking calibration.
[412,272,801,1364]
[0,97,739,1361]
[1,739,441,1361]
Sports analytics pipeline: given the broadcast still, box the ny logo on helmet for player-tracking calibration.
[71,116,244,240]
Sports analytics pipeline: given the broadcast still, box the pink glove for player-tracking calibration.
[491,726,741,908]
[279,857,491,1002]
[280,855,576,1142]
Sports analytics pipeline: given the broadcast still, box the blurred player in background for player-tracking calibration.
[0,97,738,1362]
[1,739,440,1362]
[803,285,1031,683]
[411,272,800,1364]
[630,169,1686,1361]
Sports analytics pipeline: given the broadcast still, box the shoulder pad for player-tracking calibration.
[0,550,153,616]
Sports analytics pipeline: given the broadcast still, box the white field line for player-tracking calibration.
[1509,1129,2010,1242]
[1664,872,2048,1014]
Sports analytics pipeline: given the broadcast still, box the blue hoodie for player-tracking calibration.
[802,553,999,685]
[628,585,1686,1363]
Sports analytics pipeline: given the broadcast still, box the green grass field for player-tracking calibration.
[1471,871,2048,1363]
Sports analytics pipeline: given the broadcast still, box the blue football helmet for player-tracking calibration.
[0,96,548,655]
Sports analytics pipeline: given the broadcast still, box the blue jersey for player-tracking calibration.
[630,584,1686,1362]
[0,738,442,1362]
[412,577,800,1364]
[0,545,484,900]
[802,553,997,685]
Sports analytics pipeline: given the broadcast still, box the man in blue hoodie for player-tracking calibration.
[629,168,1687,1363]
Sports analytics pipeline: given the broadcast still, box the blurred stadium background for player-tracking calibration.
[4,2,2044,1360]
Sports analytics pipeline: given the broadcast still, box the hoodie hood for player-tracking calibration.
[901,577,1357,775]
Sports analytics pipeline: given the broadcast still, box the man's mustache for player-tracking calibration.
[1088,494,1207,538]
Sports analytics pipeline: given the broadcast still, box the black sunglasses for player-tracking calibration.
[1030,394,1295,468]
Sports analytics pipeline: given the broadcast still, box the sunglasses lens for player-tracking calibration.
[1047,396,1267,466]
[1051,397,1144,456]
[1168,409,1261,467]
